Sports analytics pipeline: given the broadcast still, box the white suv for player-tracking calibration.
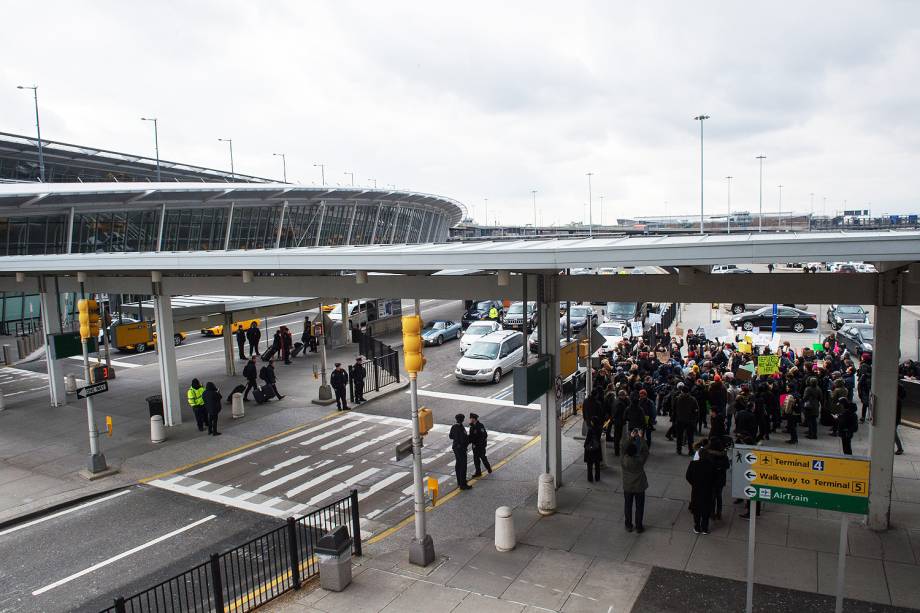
[459,320,502,354]
[455,330,524,384]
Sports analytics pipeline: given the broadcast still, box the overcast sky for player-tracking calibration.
[2,1,918,225]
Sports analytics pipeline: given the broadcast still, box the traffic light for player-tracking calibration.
[402,315,426,373]
[78,299,101,341]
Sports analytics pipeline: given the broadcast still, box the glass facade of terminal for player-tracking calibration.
[0,201,448,256]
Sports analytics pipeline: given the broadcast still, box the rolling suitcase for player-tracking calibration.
[226,384,245,403]
[252,387,268,404]
[261,384,277,400]
[261,347,277,362]
[290,342,304,358]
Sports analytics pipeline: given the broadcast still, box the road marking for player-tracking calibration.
[443,373,454,379]
[32,514,216,595]
[177,349,224,362]
[343,429,403,454]
[5,385,50,396]
[317,428,371,451]
[0,490,131,538]
[65,356,141,369]
[285,464,353,497]
[407,388,540,410]
[304,467,380,507]
[490,384,513,399]
[358,472,410,501]
[253,459,334,494]
[258,455,310,476]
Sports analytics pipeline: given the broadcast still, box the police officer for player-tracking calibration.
[488,304,499,320]
[353,357,367,403]
[235,326,247,360]
[330,362,349,410]
[187,378,206,431]
[246,321,261,356]
[449,413,472,490]
[469,413,492,477]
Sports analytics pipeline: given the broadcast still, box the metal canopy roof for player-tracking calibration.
[0,230,917,274]
[0,182,468,225]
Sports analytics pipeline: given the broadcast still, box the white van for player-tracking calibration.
[459,320,502,354]
[455,330,524,384]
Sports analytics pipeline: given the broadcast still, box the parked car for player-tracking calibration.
[564,304,598,332]
[461,299,503,328]
[459,320,502,353]
[604,301,648,330]
[421,320,461,346]
[711,264,738,273]
[826,304,869,330]
[200,317,261,336]
[454,330,524,383]
[836,264,858,274]
[730,306,818,333]
[595,322,631,350]
[528,318,570,352]
[501,301,537,333]
[724,301,806,315]
[836,324,874,357]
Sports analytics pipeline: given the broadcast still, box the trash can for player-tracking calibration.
[231,393,244,419]
[315,525,353,592]
[150,414,166,443]
[146,394,164,418]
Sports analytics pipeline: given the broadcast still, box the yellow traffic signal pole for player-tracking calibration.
[404,306,435,566]
[78,281,107,474]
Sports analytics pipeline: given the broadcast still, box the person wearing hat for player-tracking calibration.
[330,362,349,410]
[449,414,472,490]
[353,356,367,403]
[469,413,492,477]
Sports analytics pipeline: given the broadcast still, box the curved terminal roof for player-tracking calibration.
[0,182,468,226]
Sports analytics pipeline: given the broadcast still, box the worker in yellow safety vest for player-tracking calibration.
[187,378,207,432]
[488,305,499,320]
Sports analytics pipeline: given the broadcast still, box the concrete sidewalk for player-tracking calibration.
[269,413,920,612]
[0,338,404,525]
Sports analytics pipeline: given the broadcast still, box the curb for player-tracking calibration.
[0,483,134,533]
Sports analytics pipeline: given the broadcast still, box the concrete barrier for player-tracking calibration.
[231,392,245,419]
[64,374,77,393]
[494,506,515,552]
[537,473,556,515]
[150,415,166,443]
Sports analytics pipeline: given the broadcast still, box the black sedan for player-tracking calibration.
[730,306,818,333]
[826,304,869,330]
[462,299,503,329]
[836,324,874,357]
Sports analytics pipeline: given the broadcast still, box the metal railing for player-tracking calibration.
[351,327,395,360]
[348,351,400,402]
[101,491,361,613]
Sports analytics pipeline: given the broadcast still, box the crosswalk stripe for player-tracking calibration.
[285,464,353,498]
[317,428,371,451]
[304,468,380,507]
[358,472,410,501]
[259,455,310,476]
[253,459,334,494]
[343,429,403,454]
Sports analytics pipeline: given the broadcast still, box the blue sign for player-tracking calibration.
[771,304,778,337]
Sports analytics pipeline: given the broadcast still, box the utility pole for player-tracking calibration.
[694,115,710,234]
[273,153,287,183]
[77,282,108,474]
[531,190,537,227]
[725,176,733,234]
[483,198,489,227]
[599,195,605,226]
[586,172,594,236]
[218,138,235,180]
[777,185,784,230]
[756,155,766,231]
[313,163,325,185]
[17,85,45,182]
[140,117,160,181]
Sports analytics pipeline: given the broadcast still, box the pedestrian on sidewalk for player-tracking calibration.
[686,440,717,534]
[584,415,603,483]
[235,326,247,360]
[469,413,492,477]
[242,356,258,401]
[706,438,730,520]
[621,428,649,533]
[353,357,367,403]
[246,321,261,356]
[203,381,222,436]
[187,378,206,432]
[330,362,349,410]
[260,359,284,400]
[837,398,859,455]
[803,377,822,439]
[450,414,472,490]
[281,326,293,364]
[674,382,698,455]
[302,322,317,353]
[611,389,628,455]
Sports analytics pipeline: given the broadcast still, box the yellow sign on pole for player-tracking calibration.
[757,355,780,375]
[560,340,578,378]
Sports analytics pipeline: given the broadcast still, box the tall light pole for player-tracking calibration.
[17,85,45,182]
[344,171,354,186]
[586,172,594,236]
[313,163,325,185]
[531,190,537,227]
[140,117,160,181]
[218,138,234,180]
[777,184,784,230]
[599,195,605,226]
[756,155,766,231]
[725,176,733,234]
[694,115,710,235]
[272,153,287,183]
[483,198,489,226]
[368,178,377,188]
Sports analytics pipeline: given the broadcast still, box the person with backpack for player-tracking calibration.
[781,383,800,444]
[203,381,222,436]
[837,398,859,455]
[260,360,284,401]
[469,413,492,477]
[584,415,603,483]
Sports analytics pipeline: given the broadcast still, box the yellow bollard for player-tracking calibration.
[427,476,439,503]
[105,415,113,437]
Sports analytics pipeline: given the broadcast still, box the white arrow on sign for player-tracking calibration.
[744,452,757,464]
[744,469,757,481]
[743,485,757,498]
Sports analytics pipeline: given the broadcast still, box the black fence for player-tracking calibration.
[351,327,394,360]
[101,491,361,613]
[659,302,678,330]
[349,352,400,402]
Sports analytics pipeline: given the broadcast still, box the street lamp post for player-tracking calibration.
[599,195,605,226]
[344,171,354,187]
[756,155,766,231]
[272,153,287,183]
[586,172,594,236]
[777,184,784,230]
[218,138,235,180]
[368,178,377,188]
[313,163,325,185]
[531,190,537,227]
[140,117,160,181]
[694,115,710,235]
[483,198,489,227]
[725,176,733,234]
[17,85,45,182]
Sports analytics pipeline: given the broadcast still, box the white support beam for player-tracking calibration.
[152,289,182,427]
[38,277,66,407]
[223,312,236,377]
[537,273,562,486]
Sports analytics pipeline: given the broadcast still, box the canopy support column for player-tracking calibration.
[39,276,66,407]
[152,286,182,426]
[537,273,563,486]
[223,313,236,377]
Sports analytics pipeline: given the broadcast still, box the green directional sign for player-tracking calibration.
[741,484,868,514]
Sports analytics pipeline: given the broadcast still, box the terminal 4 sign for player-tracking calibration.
[731,445,869,514]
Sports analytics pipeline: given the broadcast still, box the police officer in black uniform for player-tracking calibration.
[469,413,492,477]
[235,326,247,360]
[449,413,472,490]
[330,362,349,410]
[353,357,367,403]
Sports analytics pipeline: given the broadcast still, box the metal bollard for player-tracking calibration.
[537,473,556,516]
[65,374,77,393]
[16,337,25,360]
[2,344,10,365]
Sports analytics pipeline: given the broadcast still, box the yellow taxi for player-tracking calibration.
[200,318,261,337]
[114,321,187,353]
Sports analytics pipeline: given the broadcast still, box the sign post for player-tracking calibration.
[732,445,870,612]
